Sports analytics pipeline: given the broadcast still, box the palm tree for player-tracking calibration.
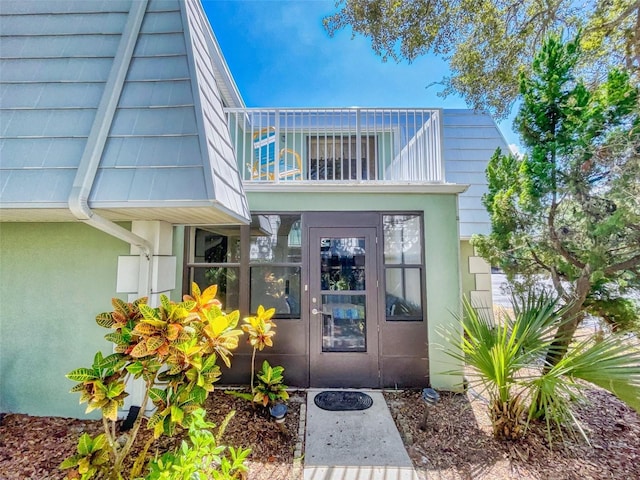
[442,291,640,442]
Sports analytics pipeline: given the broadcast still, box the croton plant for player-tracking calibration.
[62,283,245,480]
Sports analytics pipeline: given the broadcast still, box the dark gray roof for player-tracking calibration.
[0,0,249,224]
[442,109,510,238]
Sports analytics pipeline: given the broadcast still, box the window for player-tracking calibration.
[249,214,302,319]
[189,227,241,311]
[308,135,377,180]
[383,215,424,321]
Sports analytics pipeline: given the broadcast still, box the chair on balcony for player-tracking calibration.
[248,127,302,180]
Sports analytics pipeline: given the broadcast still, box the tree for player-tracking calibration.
[324,0,640,118]
[473,34,640,361]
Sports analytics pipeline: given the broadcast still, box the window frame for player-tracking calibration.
[382,213,425,322]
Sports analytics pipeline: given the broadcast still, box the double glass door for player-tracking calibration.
[309,227,379,387]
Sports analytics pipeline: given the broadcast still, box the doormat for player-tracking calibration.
[313,391,373,411]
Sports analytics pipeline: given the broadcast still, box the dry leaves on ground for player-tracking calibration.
[385,387,640,480]
[0,389,304,480]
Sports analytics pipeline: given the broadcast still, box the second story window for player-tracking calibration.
[308,135,378,180]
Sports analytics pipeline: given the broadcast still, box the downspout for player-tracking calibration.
[68,0,153,296]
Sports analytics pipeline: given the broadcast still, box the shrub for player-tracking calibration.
[61,283,244,480]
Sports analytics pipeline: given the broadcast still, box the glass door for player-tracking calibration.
[309,227,379,387]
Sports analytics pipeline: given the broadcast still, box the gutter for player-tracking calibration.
[67,0,153,295]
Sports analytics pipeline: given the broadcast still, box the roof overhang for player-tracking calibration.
[0,203,249,225]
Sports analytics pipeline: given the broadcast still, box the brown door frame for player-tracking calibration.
[307,226,380,387]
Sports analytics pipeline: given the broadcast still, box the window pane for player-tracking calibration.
[192,267,239,311]
[250,214,302,263]
[321,294,366,352]
[385,268,423,320]
[383,215,421,264]
[320,237,366,291]
[250,266,301,318]
[194,228,240,263]
[308,135,377,180]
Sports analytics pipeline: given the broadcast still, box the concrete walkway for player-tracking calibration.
[304,390,419,480]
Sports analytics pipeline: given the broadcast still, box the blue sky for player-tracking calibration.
[202,0,519,148]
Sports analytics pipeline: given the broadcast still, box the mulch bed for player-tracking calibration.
[385,387,640,479]
[2,385,639,480]
[0,389,304,480]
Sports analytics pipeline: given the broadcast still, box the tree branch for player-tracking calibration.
[585,1,640,33]
[548,199,586,269]
[603,253,640,275]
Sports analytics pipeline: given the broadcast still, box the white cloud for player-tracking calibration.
[509,143,523,158]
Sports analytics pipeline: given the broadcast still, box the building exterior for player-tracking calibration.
[0,0,508,418]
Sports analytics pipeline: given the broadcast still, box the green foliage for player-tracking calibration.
[253,360,289,407]
[474,34,640,336]
[145,408,250,480]
[59,433,110,479]
[443,291,640,443]
[62,283,244,480]
[66,352,128,421]
[324,0,639,118]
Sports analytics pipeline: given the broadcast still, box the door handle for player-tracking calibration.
[311,308,319,315]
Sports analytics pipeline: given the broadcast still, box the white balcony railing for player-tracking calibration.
[224,108,444,183]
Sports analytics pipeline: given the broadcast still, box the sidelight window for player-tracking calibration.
[383,214,424,321]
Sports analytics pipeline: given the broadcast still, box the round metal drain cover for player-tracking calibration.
[314,391,373,411]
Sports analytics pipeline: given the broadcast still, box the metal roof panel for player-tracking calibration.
[109,106,197,136]
[118,80,193,107]
[133,32,188,56]
[0,138,85,168]
[0,169,74,203]
[0,83,104,109]
[101,136,201,167]
[0,1,130,15]
[126,56,190,81]
[0,35,121,58]
[139,10,183,34]
[1,58,112,82]
[1,109,96,137]
[91,167,208,202]
[0,12,128,35]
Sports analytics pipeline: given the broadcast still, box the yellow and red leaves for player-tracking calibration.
[166,323,182,342]
[242,311,276,351]
[130,341,149,358]
[66,368,98,383]
[146,336,165,353]
[253,391,270,407]
[183,282,221,312]
[133,322,157,336]
[102,400,119,422]
[138,304,167,329]
[256,305,276,323]
[156,343,170,357]
[95,312,114,329]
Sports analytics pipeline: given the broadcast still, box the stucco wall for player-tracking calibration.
[0,223,130,417]
[246,190,464,390]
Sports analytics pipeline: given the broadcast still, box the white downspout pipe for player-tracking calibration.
[68,0,153,296]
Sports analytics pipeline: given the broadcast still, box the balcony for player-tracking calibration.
[224,108,444,184]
